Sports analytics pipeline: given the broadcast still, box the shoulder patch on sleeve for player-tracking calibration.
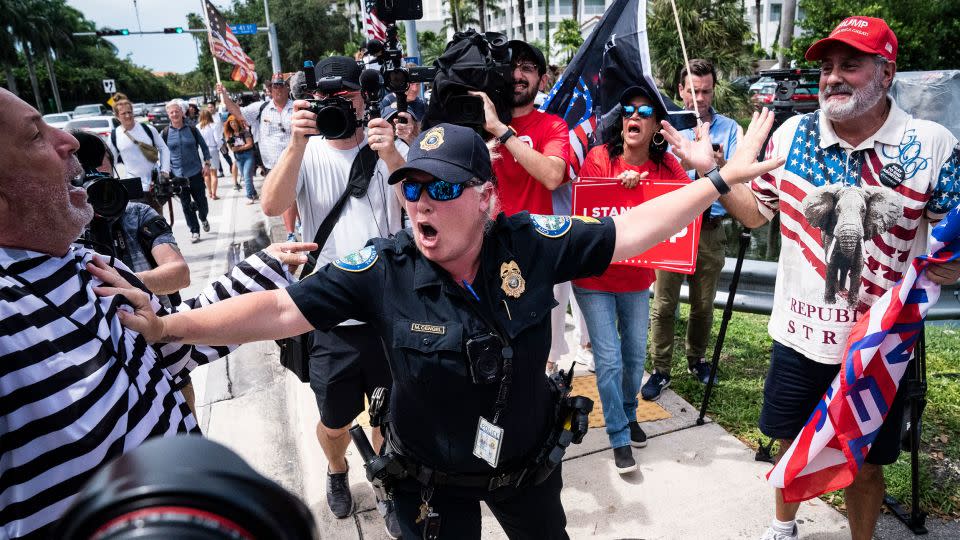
[530,214,572,238]
[571,215,600,224]
[332,245,378,272]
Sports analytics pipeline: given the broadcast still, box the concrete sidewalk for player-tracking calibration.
[178,185,954,539]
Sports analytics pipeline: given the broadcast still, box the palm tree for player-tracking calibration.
[0,0,25,95]
[476,0,505,32]
[444,0,480,34]
[34,1,76,112]
[517,0,528,40]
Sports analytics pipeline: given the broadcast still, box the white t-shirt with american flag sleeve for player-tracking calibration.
[751,102,960,364]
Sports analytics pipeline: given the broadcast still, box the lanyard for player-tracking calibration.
[458,278,514,426]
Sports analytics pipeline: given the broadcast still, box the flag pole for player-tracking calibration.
[199,0,223,102]
[668,0,701,130]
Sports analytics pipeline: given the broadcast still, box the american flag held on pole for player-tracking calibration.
[768,205,960,502]
[204,0,258,89]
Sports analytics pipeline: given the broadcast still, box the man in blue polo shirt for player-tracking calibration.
[643,58,743,400]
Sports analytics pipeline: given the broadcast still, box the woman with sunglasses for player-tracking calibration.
[571,85,685,475]
[100,115,784,539]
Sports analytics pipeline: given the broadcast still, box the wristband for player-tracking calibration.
[497,126,515,145]
[706,167,730,195]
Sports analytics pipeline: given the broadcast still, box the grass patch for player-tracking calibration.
[650,305,960,519]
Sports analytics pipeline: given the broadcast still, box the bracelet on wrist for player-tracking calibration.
[705,167,730,195]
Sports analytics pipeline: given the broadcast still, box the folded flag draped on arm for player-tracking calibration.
[768,205,960,502]
[539,0,660,178]
[204,0,258,89]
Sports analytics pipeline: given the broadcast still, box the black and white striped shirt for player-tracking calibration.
[0,245,292,539]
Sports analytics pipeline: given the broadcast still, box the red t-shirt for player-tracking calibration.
[493,110,571,216]
[573,146,688,293]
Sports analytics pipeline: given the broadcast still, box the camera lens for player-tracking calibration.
[84,177,129,221]
[55,436,316,540]
[316,104,353,139]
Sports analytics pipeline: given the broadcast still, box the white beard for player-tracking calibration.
[820,71,886,122]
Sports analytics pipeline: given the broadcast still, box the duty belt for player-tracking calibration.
[400,458,533,491]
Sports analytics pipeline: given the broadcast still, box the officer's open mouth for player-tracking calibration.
[419,223,438,239]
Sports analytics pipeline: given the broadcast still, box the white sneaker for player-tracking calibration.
[760,524,798,540]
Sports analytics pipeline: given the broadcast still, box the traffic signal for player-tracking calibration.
[164,27,184,34]
[96,28,130,36]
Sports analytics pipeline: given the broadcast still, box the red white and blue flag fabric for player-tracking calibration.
[540,0,660,178]
[768,205,960,502]
[364,6,388,42]
[205,0,258,89]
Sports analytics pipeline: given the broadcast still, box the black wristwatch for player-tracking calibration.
[705,167,730,195]
[497,126,515,145]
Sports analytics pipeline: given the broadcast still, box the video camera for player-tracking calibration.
[152,172,189,207]
[758,68,820,128]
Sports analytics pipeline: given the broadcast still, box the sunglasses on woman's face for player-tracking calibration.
[622,104,655,119]
[401,178,483,202]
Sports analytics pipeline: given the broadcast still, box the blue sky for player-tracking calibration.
[67,0,241,74]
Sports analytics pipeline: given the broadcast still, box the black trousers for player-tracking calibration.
[392,465,568,540]
[178,172,209,233]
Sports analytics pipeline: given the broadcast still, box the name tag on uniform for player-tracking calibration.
[473,416,504,468]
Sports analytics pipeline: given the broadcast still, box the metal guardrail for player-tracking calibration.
[678,258,960,321]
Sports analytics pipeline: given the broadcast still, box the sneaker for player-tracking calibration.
[628,421,648,448]
[760,524,799,540]
[202,220,210,232]
[234,183,241,191]
[640,372,670,401]
[688,359,717,385]
[377,497,402,539]
[286,232,297,242]
[613,446,637,474]
[326,466,354,519]
[190,232,200,243]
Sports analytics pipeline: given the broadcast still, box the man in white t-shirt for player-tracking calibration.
[670,17,960,540]
[109,99,170,214]
[262,55,406,538]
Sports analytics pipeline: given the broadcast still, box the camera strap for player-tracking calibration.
[300,145,378,276]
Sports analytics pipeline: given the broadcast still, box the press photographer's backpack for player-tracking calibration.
[421,30,513,134]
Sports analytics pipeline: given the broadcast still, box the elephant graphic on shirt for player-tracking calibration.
[802,183,902,308]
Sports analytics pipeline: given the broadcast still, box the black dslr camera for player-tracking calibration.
[152,172,189,206]
[299,59,363,140]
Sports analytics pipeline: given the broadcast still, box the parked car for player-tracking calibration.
[72,103,111,118]
[730,74,761,93]
[146,104,170,131]
[64,115,120,142]
[132,102,149,117]
[42,112,73,129]
[749,70,820,114]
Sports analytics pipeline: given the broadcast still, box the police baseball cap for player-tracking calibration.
[508,40,547,75]
[805,16,898,62]
[388,123,493,185]
[315,56,362,90]
[620,84,667,119]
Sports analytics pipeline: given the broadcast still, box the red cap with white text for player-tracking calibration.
[805,16,897,62]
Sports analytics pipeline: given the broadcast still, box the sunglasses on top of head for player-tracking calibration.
[401,178,484,202]
[621,104,655,119]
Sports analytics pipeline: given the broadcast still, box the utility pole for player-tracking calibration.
[264,0,281,73]
[404,20,420,62]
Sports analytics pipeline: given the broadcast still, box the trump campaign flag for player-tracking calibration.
[539,0,663,178]
[768,205,960,502]
[205,0,258,89]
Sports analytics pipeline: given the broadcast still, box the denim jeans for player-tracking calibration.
[234,150,257,200]
[572,286,650,448]
[177,173,209,234]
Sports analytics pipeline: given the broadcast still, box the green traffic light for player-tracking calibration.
[176,27,183,34]
[120,29,129,35]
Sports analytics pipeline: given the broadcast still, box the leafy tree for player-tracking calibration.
[787,0,960,71]
[555,18,583,64]
[648,0,753,116]
[418,30,448,66]
[444,0,481,33]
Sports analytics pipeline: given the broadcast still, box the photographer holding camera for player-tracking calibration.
[262,55,406,535]
[0,87,313,539]
[109,98,171,216]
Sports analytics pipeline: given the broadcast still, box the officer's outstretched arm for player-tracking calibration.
[610,109,784,263]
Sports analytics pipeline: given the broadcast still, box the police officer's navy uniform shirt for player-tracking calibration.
[287,213,616,473]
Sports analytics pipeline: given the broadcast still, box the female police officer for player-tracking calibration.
[97,109,784,539]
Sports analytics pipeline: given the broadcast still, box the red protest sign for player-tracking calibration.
[572,177,701,274]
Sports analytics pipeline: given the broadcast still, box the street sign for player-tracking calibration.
[102,79,116,94]
[229,23,258,35]
[402,56,419,65]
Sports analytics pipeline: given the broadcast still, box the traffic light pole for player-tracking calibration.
[72,28,268,37]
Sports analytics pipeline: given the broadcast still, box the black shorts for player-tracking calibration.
[759,341,908,466]
[308,324,392,429]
